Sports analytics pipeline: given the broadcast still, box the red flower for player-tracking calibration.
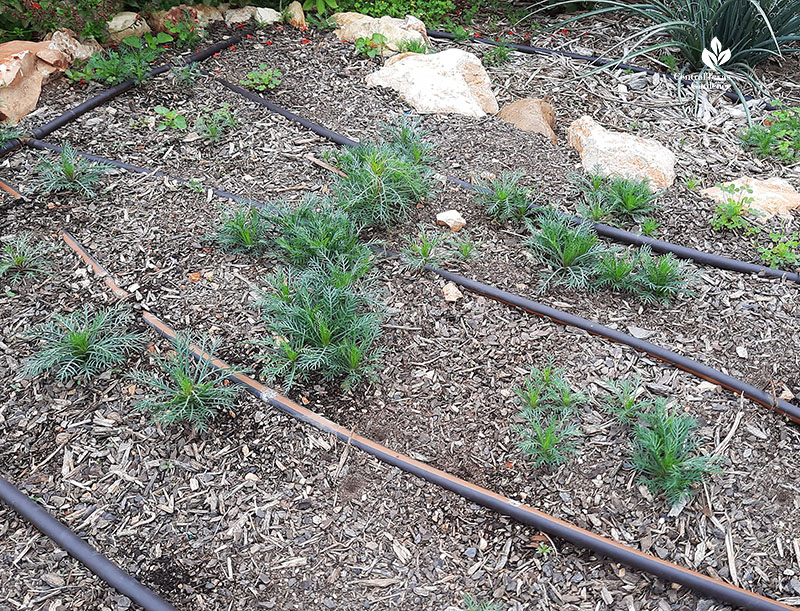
[275,25,283,30]
[508,30,514,35]
[213,52,220,57]
[301,38,310,44]
[246,34,252,39]
[266,40,272,46]
[31,2,41,7]
[560,28,568,35]
[229,45,236,50]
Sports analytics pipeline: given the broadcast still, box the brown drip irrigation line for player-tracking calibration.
[0,177,23,200]
[57,228,797,611]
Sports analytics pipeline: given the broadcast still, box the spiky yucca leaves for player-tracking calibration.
[381,116,436,165]
[332,143,434,228]
[0,233,53,283]
[269,197,371,268]
[476,171,540,223]
[527,211,605,288]
[34,143,109,197]
[632,400,720,504]
[635,247,694,304]
[131,333,240,432]
[257,263,382,390]
[22,306,146,382]
[512,360,584,468]
[215,204,271,252]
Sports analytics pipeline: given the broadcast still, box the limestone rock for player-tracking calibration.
[332,12,427,51]
[567,115,675,190]
[436,210,466,232]
[150,5,200,33]
[255,7,282,25]
[45,29,101,62]
[107,12,151,44]
[443,282,464,302]
[285,1,307,29]
[224,6,256,26]
[194,4,224,25]
[701,177,800,218]
[498,98,557,145]
[366,49,498,118]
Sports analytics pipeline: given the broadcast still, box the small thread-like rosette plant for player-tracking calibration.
[130,332,241,432]
[34,142,109,197]
[476,171,541,223]
[22,305,146,382]
[215,204,272,252]
[0,233,53,283]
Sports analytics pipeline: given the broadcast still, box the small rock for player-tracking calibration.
[498,98,557,145]
[442,283,463,302]
[464,547,477,558]
[567,115,676,190]
[107,12,151,44]
[285,1,307,29]
[366,48,497,118]
[224,6,256,27]
[255,7,282,25]
[700,176,800,218]
[41,573,65,588]
[436,210,466,232]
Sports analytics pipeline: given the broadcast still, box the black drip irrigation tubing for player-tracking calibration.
[0,475,176,611]
[214,78,800,284]
[425,29,779,112]
[0,34,241,159]
[59,229,798,611]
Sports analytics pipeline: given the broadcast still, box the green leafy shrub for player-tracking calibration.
[758,232,800,268]
[355,33,388,58]
[22,306,146,382]
[240,64,283,91]
[34,143,109,197]
[710,183,760,233]
[484,38,512,66]
[740,106,800,162]
[593,248,639,293]
[632,400,720,503]
[164,8,205,48]
[131,332,240,432]
[527,212,604,288]
[257,264,382,389]
[215,204,271,252]
[196,103,237,142]
[476,171,539,223]
[332,143,434,228]
[513,361,584,468]
[0,233,53,283]
[269,198,370,268]
[303,0,337,15]
[65,32,173,85]
[635,247,694,304]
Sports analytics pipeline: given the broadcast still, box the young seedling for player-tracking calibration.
[170,62,204,87]
[476,171,538,223]
[131,333,240,432]
[0,121,22,147]
[22,306,146,382]
[381,117,436,165]
[240,64,283,91]
[397,39,428,54]
[34,142,109,197]
[634,247,693,305]
[593,248,639,293]
[401,226,450,271]
[640,218,660,237]
[354,33,388,59]
[332,143,434,228]
[600,377,647,423]
[257,264,382,390]
[196,104,237,142]
[710,183,760,234]
[631,400,720,504]
[0,233,53,283]
[462,593,501,611]
[154,106,187,131]
[269,198,370,269]
[215,204,271,252]
[758,232,800,268]
[527,211,604,289]
[535,542,553,559]
[484,38,512,66]
[455,235,477,260]
[604,176,660,221]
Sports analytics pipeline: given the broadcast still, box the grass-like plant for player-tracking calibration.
[131,332,240,432]
[170,62,204,87]
[0,233,53,283]
[462,592,502,611]
[476,171,541,223]
[593,248,639,292]
[34,143,109,197]
[631,400,720,504]
[401,225,450,271]
[215,204,271,252]
[397,39,428,54]
[381,117,436,165]
[196,103,238,142]
[332,143,434,228]
[484,38,512,66]
[257,264,382,390]
[710,183,760,233]
[527,211,604,288]
[635,247,693,304]
[513,361,584,468]
[269,197,371,268]
[455,235,477,260]
[22,306,146,382]
[600,377,647,423]
[740,106,800,162]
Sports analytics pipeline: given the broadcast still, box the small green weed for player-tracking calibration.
[684,176,700,190]
[397,39,428,53]
[476,171,538,223]
[170,62,204,87]
[658,53,678,72]
[34,143,108,197]
[484,38,511,66]
[758,232,800,268]
[710,183,760,234]
[740,106,800,162]
[131,333,240,432]
[0,233,53,283]
[215,204,271,253]
[535,542,553,558]
[196,104,237,142]
[355,33,388,59]
[154,106,187,131]
[22,306,146,382]
[632,400,720,504]
[165,10,205,48]
[0,121,22,147]
[65,33,172,85]
[401,225,449,271]
[455,235,477,260]
[381,117,436,165]
[600,377,647,424]
[240,64,283,91]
